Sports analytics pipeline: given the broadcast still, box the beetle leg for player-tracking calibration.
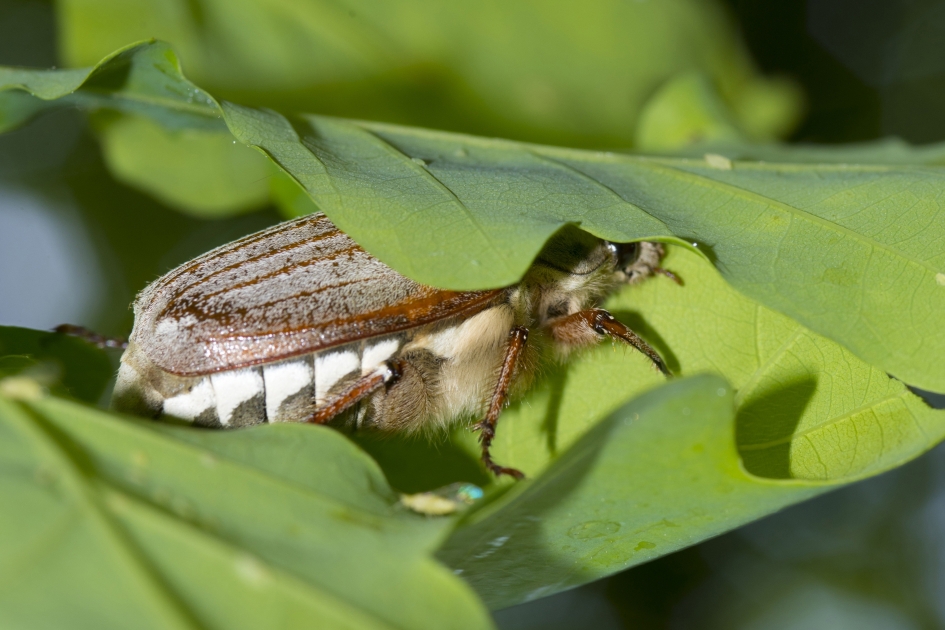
[550,309,670,376]
[654,267,683,285]
[473,326,529,480]
[307,359,405,425]
[54,324,128,350]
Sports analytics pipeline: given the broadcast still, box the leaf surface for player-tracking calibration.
[2,40,943,389]
[0,326,113,404]
[226,106,945,391]
[439,249,945,608]
[437,376,824,610]
[485,248,945,480]
[0,394,493,630]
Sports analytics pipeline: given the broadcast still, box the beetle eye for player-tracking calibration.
[611,242,640,270]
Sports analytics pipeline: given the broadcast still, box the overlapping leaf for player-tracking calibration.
[234,107,945,393]
[4,39,945,621]
[2,42,943,390]
[438,248,945,608]
[0,383,492,629]
[486,248,945,484]
[437,376,825,610]
[55,0,801,216]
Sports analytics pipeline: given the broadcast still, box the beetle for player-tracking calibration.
[93,212,675,478]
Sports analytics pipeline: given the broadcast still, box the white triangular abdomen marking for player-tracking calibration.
[211,368,264,426]
[163,378,215,421]
[315,349,360,405]
[263,359,314,422]
[362,337,400,375]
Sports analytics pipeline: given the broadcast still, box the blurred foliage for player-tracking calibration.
[0,326,113,404]
[52,0,802,217]
[57,0,800,148]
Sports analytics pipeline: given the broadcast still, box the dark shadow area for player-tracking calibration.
[0,0,57,67]
[723,0,883,143]
[735,377,817,479]
[0,326,113,404]
[539,368,569,457]
[910,387,945,409]
[350,432,491,494]
[604,545,710,629]
[726,0,945,145]
[608,309,681,377]
[81,53,132,91]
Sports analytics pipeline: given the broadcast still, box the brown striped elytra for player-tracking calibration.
[101,213,675,478]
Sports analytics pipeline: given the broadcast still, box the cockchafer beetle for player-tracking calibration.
[63,212,677,478]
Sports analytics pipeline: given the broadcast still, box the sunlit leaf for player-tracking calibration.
[440,251,945,608]
[93,113,272,216]
[485,248,945,481]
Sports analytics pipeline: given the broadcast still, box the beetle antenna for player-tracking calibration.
[54,324,129,350]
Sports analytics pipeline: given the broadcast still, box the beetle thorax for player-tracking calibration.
[513,241,619,327]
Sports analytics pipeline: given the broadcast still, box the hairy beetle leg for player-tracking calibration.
[307,359,405,425]
[550,309,670,376]
[588,310,670,376]
[473,326,529,480]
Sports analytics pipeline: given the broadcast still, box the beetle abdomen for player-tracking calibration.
[113,334,405,427]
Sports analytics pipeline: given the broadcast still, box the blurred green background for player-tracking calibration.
[2,0,945,628]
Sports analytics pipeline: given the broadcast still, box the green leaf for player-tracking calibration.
[51,0,799,215]
[439,368,944,609]
[487,248,945,480]
[0,41,220,131]
[687,137,945,165]
[2,40,942,390]
[225,105,945,391]
[634,72,748,151]
[270,171,321,220]
[0,41,270,216]
[56,0,798,149]
[440,248,945,608]
[0,326,113,404]
[619,246,945,481]
[437,375,826,610]
[0,395,493,630]
[93,113,272,217]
